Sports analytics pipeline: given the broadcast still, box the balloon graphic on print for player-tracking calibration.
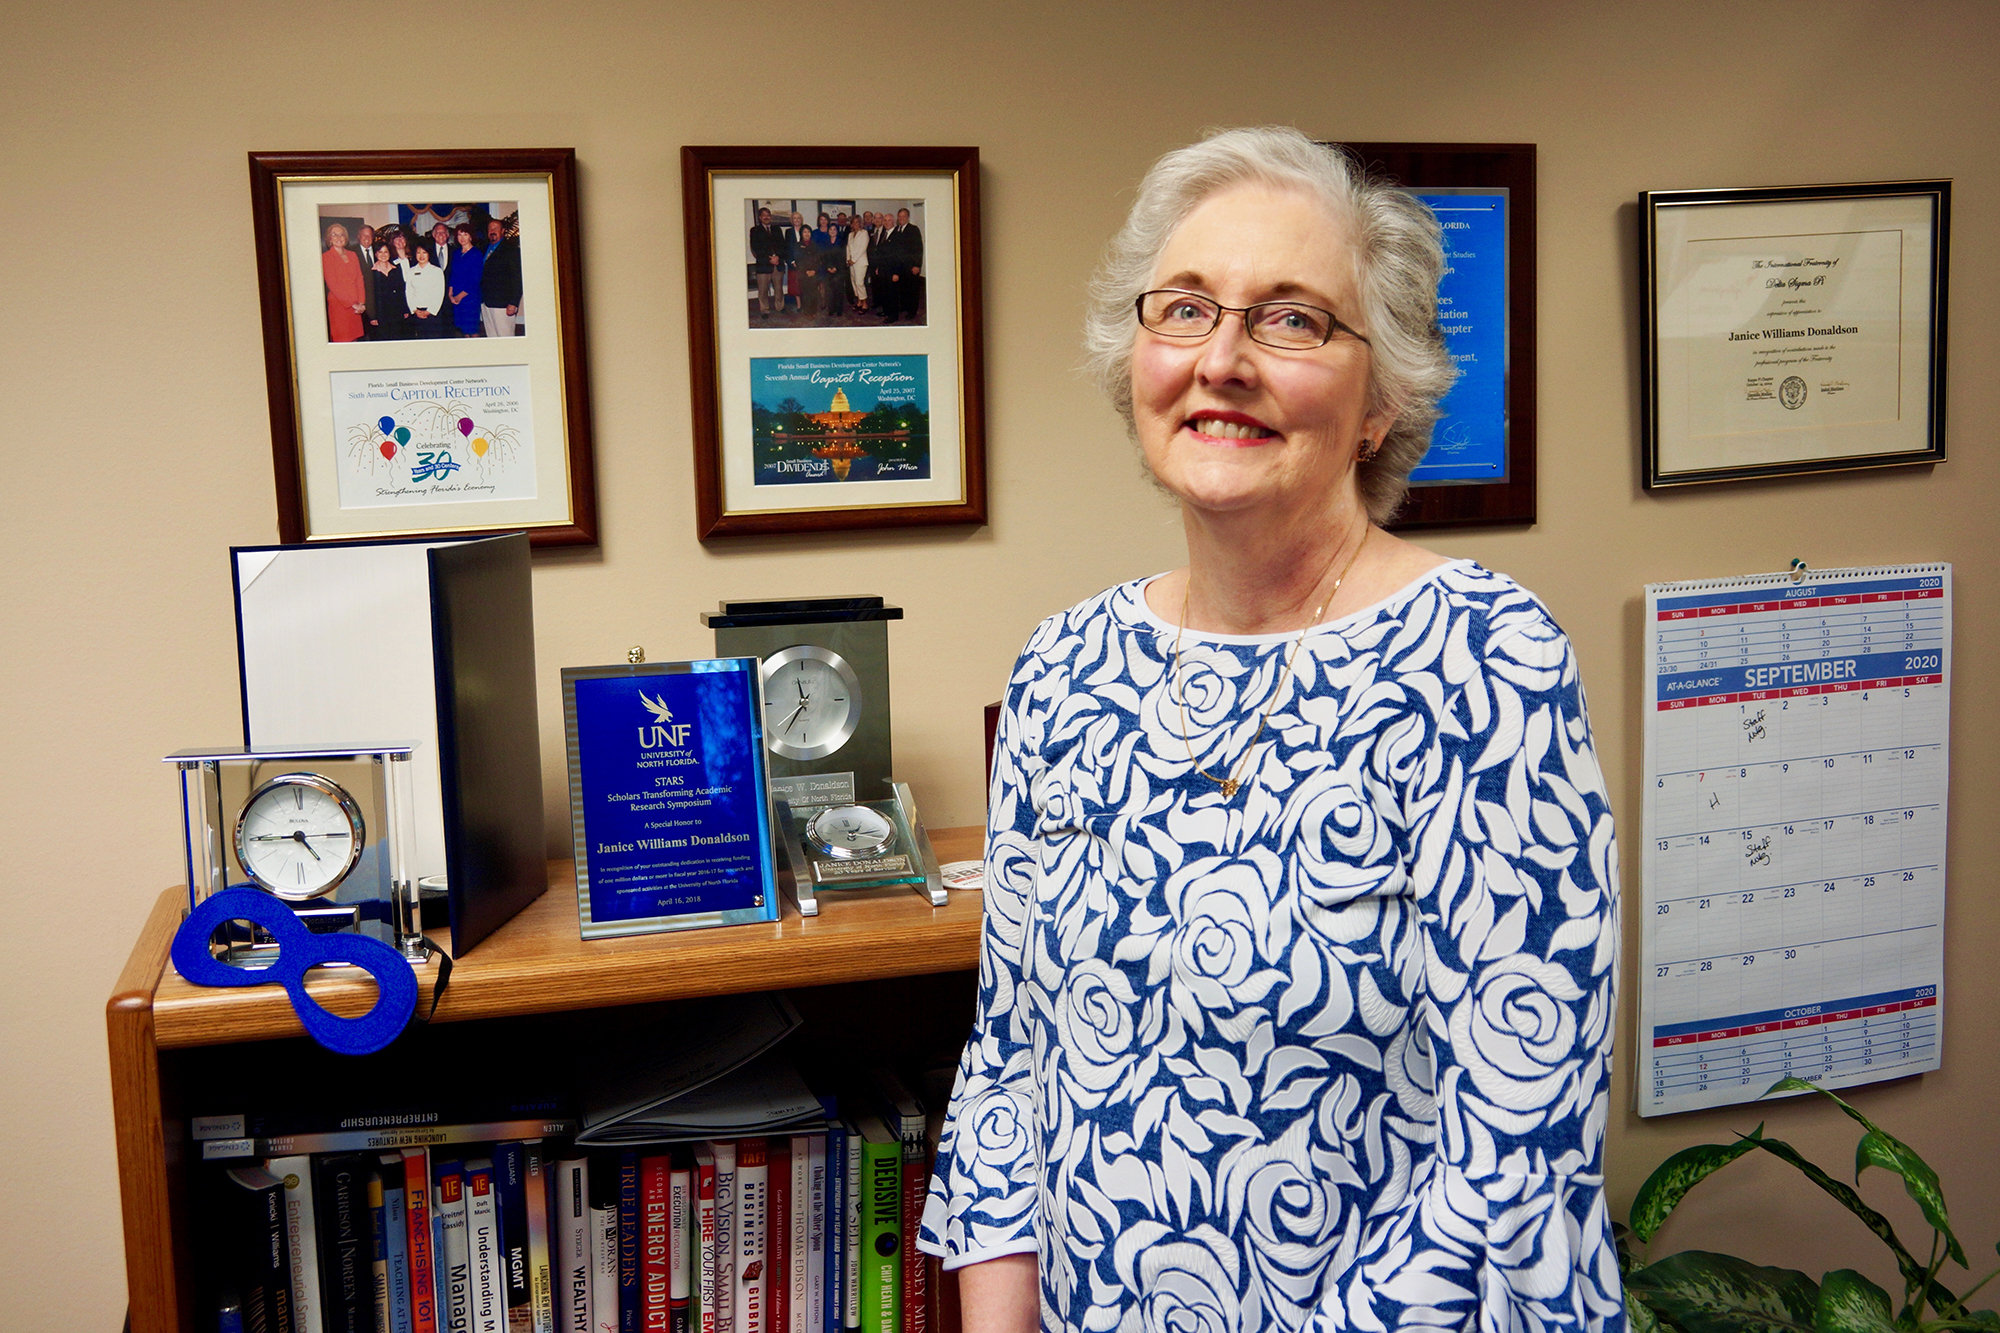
[378,416,396,434]
[457,417,474,437]
[471,437,489,457]
[394,427,411,445]
[379,440,397,460]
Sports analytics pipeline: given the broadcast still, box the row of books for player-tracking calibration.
[195,1077,937,1333]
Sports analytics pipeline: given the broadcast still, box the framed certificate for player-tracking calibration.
[562,658,779,937]
[1642,179,1950,488]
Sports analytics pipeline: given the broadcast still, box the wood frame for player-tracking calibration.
[1640,179,1949,488]
[248,148,599,548]
[1341,142,1537,530]
[681,145,988,538]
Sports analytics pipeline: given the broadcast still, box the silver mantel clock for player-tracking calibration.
[701,596,901,810]
[701,596,944,913]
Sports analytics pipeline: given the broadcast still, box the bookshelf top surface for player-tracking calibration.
[131,825,986,1049]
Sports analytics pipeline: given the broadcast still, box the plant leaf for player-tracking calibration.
[1856,1130,1966,1268]
[1817,1270,1896,1333]
[1625,1251,1819,1333]
[1745,1136,1962,1314]
[1631,1129,1766,1244]
[1628,1284,1667,1333]
[1763,1079,1967,1271]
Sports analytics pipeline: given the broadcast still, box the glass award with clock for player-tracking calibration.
[703,596,945,912]
[165,743,421,966]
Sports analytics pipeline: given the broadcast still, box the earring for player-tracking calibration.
[1358,438,1378,462]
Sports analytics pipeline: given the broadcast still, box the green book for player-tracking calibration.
[853,1117,902,1333]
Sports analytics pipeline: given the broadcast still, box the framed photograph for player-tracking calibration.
[1642,179,1949,488]
[1342,142,1537,530]
[248,149,598,547]
[681,146,987,538]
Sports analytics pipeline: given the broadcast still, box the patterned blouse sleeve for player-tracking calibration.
[918,631,1057,1267]
[1316,607,1625,1333]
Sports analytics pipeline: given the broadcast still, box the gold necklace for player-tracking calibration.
[1171,531,1368,799]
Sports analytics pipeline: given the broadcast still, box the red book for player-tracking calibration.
[642,1155,671,1333]
[404,1148,439,1333]
[693,1150,717,1333]
[767,1141,791,1333]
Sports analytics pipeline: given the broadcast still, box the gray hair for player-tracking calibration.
[1083,126,1457,524]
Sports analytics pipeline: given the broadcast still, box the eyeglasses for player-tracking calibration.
[1134,289,1368,350]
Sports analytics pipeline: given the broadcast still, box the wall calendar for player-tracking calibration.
[1640,564,1951,1116]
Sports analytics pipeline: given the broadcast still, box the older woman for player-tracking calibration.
[920,127,1620,1333]
[321,223,366,342]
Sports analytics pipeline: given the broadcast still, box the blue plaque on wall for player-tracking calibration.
[1409,188,1509,484]
[562,658,779,937]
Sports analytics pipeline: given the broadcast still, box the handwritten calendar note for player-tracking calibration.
[1640,565,1952,1116]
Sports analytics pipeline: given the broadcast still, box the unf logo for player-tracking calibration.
[638,691,693,749]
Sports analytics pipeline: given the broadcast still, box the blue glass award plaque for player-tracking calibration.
[562,658,780,937]
[1409,188,1509,484]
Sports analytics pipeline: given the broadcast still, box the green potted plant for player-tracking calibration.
[1620,1077,1998,1333]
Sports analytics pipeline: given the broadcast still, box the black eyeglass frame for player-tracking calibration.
[1133,288,1370,349]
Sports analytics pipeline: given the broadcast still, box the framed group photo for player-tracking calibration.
[248,148,598,547]
[1641,178,1950,488]
[681,145,987,538]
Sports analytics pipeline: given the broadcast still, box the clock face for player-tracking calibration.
[805,804,898,859]
[233,772,366,901]
[761,645,864,761]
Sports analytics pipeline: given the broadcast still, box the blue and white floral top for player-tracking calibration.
[918,561,1624,1333]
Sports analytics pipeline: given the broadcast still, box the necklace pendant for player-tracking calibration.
[1219,778,1239,798]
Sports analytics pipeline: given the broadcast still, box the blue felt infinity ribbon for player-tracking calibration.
[170,887,418,1055]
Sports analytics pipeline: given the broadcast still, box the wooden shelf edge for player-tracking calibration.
[147,828,988,1048]
[109,888,192,1333]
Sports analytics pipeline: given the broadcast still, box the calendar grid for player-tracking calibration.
[1640,565,1950,1116]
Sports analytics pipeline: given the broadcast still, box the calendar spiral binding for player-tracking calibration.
[1646,561,1950,596]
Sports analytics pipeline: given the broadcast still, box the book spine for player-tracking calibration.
[840,1132,860,1333]
[896,1152,924,1333]
[197,1100,571,1142]
[405,1150,438,1333]
[376,1152,402,1328]
[621,1153,644,1333]
[856,1130,900,1333]
[803,1136,826,1333]
[493,1143,533,1333]
[437,1162,472,1333]
[313,1154,372,1333]
[467,1161,506,1333]
[269,1156,325,1333]
[819,1125,841,1333]
[667,1160,691,1333]
[710,1142,736,1333]
[592,1157,621,1333]
[226,1166,291,1333]
[692,1148,717,1333]
[555,1156,593,1333]
[641,1156,670,1333]
[735,1140,768,1333]
[789,1140,810,1333]
[203,1120,582,1164]
[767,1142,789,1333]
[525,1143,555,1333]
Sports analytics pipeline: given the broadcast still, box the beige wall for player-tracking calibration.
[3,1,1995,1324]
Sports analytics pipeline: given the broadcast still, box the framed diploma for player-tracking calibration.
[562,658,780,938]
[1642,179,1950,488]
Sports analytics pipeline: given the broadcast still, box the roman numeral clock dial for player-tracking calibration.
[233,772,366,900]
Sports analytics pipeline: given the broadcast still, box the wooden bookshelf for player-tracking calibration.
[109,829,985,1333]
